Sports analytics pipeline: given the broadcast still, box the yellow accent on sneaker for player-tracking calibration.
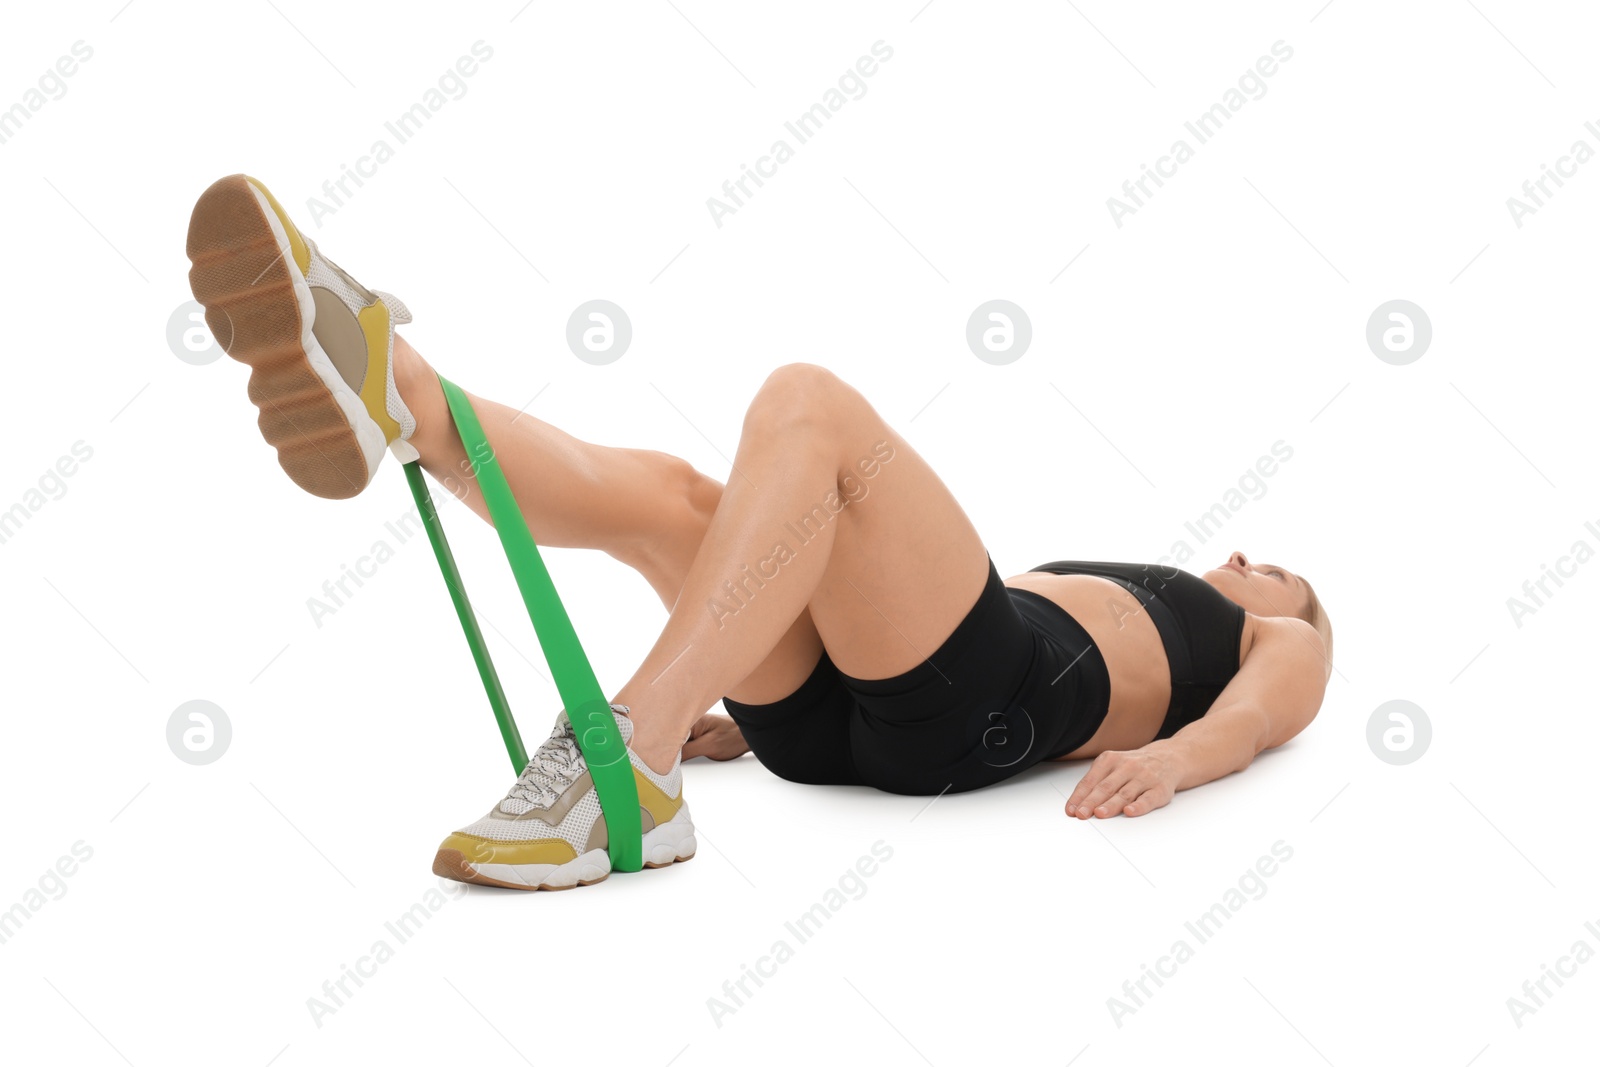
[243,176,310,274]
[356,300,402,443]
[634,766,685,828]
[436,832,578,867]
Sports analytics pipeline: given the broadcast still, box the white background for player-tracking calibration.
[1,1,1595,1063]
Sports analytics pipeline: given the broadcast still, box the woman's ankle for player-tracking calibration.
[393,332,457,456]
[628,714,687,778]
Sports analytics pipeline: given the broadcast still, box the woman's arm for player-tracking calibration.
[1065,616,1328,819]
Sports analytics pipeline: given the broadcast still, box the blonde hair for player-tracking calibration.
[1298,577,1333,670]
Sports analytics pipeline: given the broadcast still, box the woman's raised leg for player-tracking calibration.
[391,334,827,710]
[392,344,995,777]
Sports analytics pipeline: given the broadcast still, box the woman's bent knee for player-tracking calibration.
[744,363,859,441]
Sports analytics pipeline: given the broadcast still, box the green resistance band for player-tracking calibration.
[402,374,643,873]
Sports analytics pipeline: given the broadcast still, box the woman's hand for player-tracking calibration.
[681,713,751,762]
[1065,744,1182,819]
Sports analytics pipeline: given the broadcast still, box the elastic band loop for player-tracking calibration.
[405,375,642,872]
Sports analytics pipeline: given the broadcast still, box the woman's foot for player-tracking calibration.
[185,174,419,498]
[433,705,697,890]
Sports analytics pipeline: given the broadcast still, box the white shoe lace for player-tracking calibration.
[500,718,587,813]
[498,705,636,813]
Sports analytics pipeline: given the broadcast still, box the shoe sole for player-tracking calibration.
[185,174,383,499]
[432,809,699,891]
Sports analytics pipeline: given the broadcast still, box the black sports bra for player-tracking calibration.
[1028,561,1245,739]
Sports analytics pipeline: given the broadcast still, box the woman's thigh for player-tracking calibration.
[666,365,993,703]
[767,365,992,682]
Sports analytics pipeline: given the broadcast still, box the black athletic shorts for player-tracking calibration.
[721,557,1112,795]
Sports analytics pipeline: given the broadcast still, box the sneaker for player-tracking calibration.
[185,174,418,499]
[433,704,697,890]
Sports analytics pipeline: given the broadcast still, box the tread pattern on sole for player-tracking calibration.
[186,175,369,499]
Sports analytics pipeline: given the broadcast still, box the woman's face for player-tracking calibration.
[1202,550,1311,618]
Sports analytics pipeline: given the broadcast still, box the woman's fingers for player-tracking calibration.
[1065,752,1116,815]
[1065,751,1171,818]
[1123,774,1178,816]
[1069,753,1134,818]
[681,713,748,761]
[1120,785,1165,817]
[681,714,717,759]
[1091,782,1138,818]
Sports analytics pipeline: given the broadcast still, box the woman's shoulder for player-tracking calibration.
[1240,613,1329,682]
